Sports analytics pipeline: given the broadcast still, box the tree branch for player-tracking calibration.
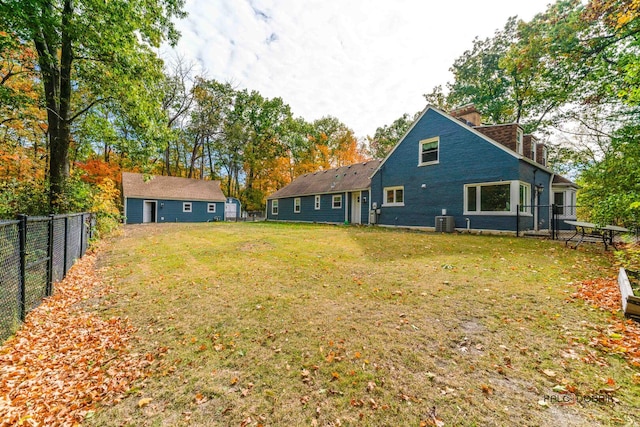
[69,97,112,123]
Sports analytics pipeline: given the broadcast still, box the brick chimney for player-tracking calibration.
[450,104,482,127]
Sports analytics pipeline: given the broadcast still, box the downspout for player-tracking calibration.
[533,170,538,231]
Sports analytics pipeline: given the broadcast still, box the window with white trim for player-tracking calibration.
[332,195,342,209]
[271,200,279,215]
[383,186,404,206]
[531,142,537,162]
[553,190,577,218]
[294,197,301,213]
[516,128,524,155]
[314,195,321,210]
[183,202,192,213]
[207,203,216,213]
[540,146,548,166]
[554,191,565,215]
[419,137,439,165]
[519,183,530,213]
[464,181,521,214]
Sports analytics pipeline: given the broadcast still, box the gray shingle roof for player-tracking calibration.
[267,160,381,200]
[553,174,578,188]
[122,172,226,202]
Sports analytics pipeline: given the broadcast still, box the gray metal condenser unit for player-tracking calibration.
[435,216,455,233]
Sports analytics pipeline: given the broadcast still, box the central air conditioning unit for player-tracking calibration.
[435,216,455,233]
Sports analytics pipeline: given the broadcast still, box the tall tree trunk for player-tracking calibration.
[33,0,73,212]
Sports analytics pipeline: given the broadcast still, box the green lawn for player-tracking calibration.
[88,222,639,426]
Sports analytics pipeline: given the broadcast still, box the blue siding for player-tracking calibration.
[125,198,225,224]
[371,108,550,232]
[267,193,348,223]
[126,198,144,224]
[360,190,370,225]
[518,160,552,231]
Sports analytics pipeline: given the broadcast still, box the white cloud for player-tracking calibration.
[164,0,552,137]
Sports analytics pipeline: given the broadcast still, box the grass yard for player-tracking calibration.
[88,222,639,426]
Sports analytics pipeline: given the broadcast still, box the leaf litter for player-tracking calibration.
[572,277,640,366]
[0,250,151,426]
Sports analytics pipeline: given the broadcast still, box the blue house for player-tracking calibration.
[266,160,381,224]
[265,105,577,233]
[122,172,226,224]
[369,105,577,232]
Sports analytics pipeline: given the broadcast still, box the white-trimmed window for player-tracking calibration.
[207,203,216,213]
[183,202,192,213]
[294,197,301,213]
[419,137,439,166]
[554,191,565,215]
[314,195,321,210]
[271,200,279,215]
[531,142,537,162]
[554,190,577,218]
[465,181,531,215]
[383,186,404,207]
[516,128,524,155]
[519,183,530,213]
[332,195,342,209]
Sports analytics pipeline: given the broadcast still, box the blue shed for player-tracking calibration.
[122,172,226,224]
[266,161,381,225]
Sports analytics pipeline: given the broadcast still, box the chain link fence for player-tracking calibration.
[0,213,94,342]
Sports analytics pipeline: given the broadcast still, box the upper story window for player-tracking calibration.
[531,142,537,162]
[314,195,321,210]
[271,200,279,215]
[516,128,523,155]
[294,197,301,213]
[183,202,192,213]
[419,137,439,166]
[383,186,405,207]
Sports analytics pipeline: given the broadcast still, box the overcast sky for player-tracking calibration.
[163,0,552,138]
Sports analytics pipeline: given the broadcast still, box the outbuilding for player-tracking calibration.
[122,172,226,224]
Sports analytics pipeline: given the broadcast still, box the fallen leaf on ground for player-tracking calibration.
[0,250,150,427]
[572,277,640,366]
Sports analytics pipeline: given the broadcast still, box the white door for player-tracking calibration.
[351,192,361,224]
[143,201,156,223]
[225,202,236,219]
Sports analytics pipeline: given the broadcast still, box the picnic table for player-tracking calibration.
[564,220,629,250]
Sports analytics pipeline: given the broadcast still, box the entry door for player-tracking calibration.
[143,201,157,223]
[351,192,361,224]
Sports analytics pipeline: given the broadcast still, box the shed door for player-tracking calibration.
[351,192,361,224]
[143,201,157,223]
[225,202,236,219]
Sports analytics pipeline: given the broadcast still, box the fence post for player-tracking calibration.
[17,214,27,322]
[551,204,556,240]
[46,214,55,296]
[63,215,69,278]
[80,214,85,257]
